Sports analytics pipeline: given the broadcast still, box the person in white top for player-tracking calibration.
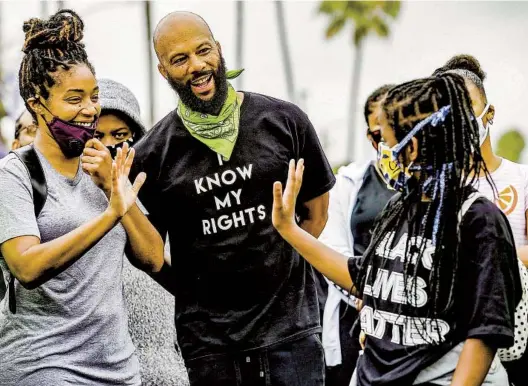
[433,55,528,264]
[434,54,528,386]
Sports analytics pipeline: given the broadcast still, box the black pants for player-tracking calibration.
[326,302,362,386]
[185,334,325,386]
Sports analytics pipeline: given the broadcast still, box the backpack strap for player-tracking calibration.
[6,145,47,313]
[11,145,47,217]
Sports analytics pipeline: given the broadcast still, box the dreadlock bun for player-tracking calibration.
[22,9,85,54]
[433,54,486,82]
[19,9,94,118]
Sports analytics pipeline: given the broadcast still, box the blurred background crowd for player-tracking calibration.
[0,0,526,165]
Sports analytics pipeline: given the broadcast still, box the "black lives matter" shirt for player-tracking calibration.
[131,92,335,360]
[348,196,521,385]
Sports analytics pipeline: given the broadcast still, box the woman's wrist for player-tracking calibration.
[104,206,123,223]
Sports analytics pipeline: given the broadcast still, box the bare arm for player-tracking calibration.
[83,141,164,273]
[273,159,356,292]
[279,225,354,291]
[2,153,142,289]
[518,210,528,267]
[2,210,120,289]
[122,203,164,272]
[450,339,496,386]
[518,246,528,267]
[299,192,329,238]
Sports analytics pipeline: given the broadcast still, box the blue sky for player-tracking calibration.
[1,0,527,165]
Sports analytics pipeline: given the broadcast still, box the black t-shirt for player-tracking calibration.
[348,197,521,385]
[350,163,395,256]
[131,92,335,360]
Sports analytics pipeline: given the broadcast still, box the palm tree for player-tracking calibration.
[0,1,6,121]
[275,1,296,103]
[41,1,48,18]
[235,1,244,90]
[319,0,401,162]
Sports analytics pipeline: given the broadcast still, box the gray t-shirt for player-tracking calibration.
[0,149,140,386]
[123,256,189,386]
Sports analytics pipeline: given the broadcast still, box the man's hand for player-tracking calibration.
[82,138,113,195]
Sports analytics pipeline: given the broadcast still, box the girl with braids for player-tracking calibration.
[434,54,528,386]
[272,73,521,386]
[0,10,164,385]
[320,84,395,386]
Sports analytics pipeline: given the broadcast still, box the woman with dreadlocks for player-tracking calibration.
[0,10,164,385]
[272,73,521,386]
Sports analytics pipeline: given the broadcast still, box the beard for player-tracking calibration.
[168,56,228,116]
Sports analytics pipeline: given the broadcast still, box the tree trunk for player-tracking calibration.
[144,1,155,126]
[57,1,65,11]
[346,41,363,163]
[275,1,296,103]
[235,1,244,90]
[41,1,48,18]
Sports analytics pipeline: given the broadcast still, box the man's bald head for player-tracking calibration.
[153,11,227,114]
[153,12,215,57]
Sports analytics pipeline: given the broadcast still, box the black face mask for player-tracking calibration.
[106,137,135,159]
[167,56,228,116]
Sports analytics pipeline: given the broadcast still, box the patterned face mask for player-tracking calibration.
[376,105,452,192]
[377,142,412,192]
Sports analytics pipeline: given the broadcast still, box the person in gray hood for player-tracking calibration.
[85,78,189,386]
[95,79,147,157]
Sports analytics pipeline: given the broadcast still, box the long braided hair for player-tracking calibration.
[355,73,493,343]
[363,84,395,125]
[433,54,497,200]
[18,9,94,119]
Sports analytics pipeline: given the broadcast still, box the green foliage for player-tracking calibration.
[496,129,526,163]
[319,0,401,47]
[332,162,349,175]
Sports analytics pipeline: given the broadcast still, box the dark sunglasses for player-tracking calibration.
[366,128,381,144]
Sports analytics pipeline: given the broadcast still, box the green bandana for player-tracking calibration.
[177,69,244,161]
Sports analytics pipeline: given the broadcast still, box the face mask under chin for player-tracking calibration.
[38,100,98,158]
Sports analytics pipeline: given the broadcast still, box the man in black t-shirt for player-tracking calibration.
[131,11,335,386]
